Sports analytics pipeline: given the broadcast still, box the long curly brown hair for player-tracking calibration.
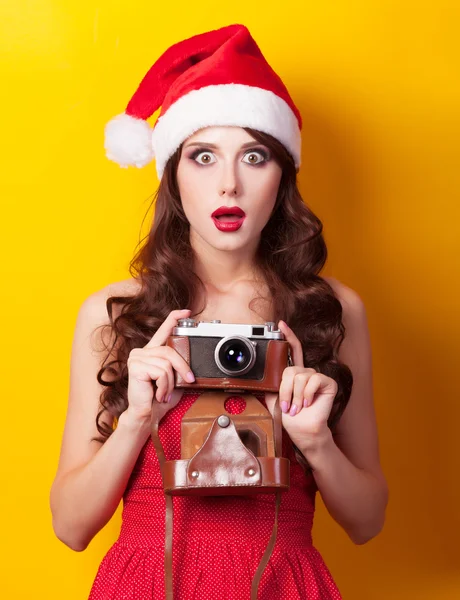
[93,127,353,443]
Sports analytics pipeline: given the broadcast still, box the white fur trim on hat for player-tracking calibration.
[151,83,301,180]
[104,113,155,168]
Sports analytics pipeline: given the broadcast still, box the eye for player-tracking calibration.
[191,151,216,165]
[242,149,269,165]
[188,147,270,166]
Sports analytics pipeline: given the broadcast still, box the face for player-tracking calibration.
[176,126,282,254]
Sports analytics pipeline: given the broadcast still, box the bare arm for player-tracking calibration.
[49,286,151,551]
[50,286,194,552]
[299,279,389,544]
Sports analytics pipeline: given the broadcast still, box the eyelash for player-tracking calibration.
[188,147,270,166]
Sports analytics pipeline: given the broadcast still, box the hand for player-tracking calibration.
[125,309,196,420]
[264,320,338,453]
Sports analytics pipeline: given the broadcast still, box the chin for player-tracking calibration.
[211,228,252,248]
[213,237,247,251]
[191,223,257,252]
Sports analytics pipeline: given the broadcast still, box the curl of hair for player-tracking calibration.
[93,128,353,444]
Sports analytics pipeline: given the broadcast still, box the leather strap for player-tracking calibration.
[250,489,281,599]
[151,401,174,600]
[150,391,283,600]
[250,392,282,598]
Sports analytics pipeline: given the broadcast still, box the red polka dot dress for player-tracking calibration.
[88,391,342,599]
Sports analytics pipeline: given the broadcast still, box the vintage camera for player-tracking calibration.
[166,318,291,392]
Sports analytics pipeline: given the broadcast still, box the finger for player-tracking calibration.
[127,358,169,403]
[128,349,174,402]
[147,356,174,402]
[303,374,323,408]
[144,309,191,349]
[134,358,170,403]
[290,372,311,415]
[279,366,296,413]
[143,345,195,385]
[278,321,304,368]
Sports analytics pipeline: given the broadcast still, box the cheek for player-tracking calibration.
[177,164,205,214]
[247,170,282,214]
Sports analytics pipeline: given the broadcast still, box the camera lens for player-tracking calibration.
[222,340,249,370]
[215,336,256,376]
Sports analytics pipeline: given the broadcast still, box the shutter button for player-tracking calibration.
[217,415,230,427]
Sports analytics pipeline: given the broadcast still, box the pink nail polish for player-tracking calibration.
[167,394,172,403]
[289,404,298,416]
[281,401,289,413]
[303,399,308,408]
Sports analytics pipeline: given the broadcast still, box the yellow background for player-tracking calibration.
[1,1,459,598]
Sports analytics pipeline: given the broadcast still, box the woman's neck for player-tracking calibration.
[190,230,262,293]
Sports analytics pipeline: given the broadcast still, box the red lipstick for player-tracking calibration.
[211,206,246,232]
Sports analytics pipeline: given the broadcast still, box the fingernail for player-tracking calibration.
[167,394,172,403]
[186,371,195,382]
[289,404,298,416]
[303,399,308,408]
[281,401,289,413]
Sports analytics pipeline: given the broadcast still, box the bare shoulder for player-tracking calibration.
[323,275,366,316]
[94,277,142,308]
[106,277,143,299]
[322,276,370,362]
[80,277,142,322]
[77,277,142,353]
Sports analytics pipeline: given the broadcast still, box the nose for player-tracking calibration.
[220,186,237,196]
[218,162,239,197]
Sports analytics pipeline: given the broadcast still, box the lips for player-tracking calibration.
[211,206,246,219]
[211,206,246,232]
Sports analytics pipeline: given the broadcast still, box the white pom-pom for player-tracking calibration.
[104,113,154,168]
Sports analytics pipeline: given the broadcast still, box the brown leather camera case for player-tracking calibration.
[165,335,289,392]
[161,390,290,495]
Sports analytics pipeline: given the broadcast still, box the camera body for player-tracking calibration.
[166,318,290,392]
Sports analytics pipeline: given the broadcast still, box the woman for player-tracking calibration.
[50,24,388,599]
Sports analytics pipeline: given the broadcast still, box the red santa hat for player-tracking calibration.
[104,23,302,180]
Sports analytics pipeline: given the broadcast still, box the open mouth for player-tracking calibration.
[214,214,244,222]
[211,207,246,231]
[211,214,245,232]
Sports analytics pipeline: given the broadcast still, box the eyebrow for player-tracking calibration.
[183,141,265,150]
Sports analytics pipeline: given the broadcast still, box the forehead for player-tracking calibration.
[184,125,258,146]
